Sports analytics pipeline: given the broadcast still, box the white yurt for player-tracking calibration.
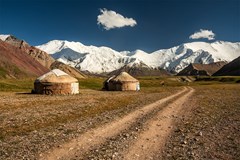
[33,69,79,95]
[104,72,140,91]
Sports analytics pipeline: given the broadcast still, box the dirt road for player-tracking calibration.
[2,84,238,159]
[40,87,194,160]
[124,87,194,160]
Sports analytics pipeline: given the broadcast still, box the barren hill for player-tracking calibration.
[50,61,85,79]
[213,56,240,76]
[0,40,49,78]
[177,61,227,76]
[3,35,55,69]
[0,35,86,79]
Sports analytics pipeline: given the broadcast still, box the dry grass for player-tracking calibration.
[1,76,239,159]
[0,82,181,159]
[0,79,34,92]
[163,84,240,159]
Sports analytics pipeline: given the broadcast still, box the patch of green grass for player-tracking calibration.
[78,77,105,90]
[78,76,185,91]
[1,75,238,92]
[193,76,240,85]
[0,76,186,92]
[195,76,240,82]
[0,64,28,78]
[0,79,34,92]
[0,67,7,78]
[138,76,185,87]
[0,77,104,92]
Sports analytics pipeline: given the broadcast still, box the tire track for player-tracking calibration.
[124,87,194,160]
[39,87,191,160]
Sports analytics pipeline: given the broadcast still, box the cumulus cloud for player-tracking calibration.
[189,29,215,40]
[97,8,137,30]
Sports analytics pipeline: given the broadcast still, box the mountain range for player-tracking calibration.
[1,34,240,76]
[36,39,240,74]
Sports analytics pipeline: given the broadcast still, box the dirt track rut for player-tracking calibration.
[39,87,194,160]
[124,87,194,159]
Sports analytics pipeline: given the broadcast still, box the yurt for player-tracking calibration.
[33,69,79,95]
[104,72,140,91]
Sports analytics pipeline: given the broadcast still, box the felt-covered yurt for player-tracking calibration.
[104,72,140,91]
[33,69,79,95]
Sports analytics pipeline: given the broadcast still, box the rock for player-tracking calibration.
[135,154,139,157]
[175,128,182,132]
[197,131,203,136]
[125,133,130,137]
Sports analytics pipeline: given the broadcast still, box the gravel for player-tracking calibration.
[0,87,179,159]
[161,84,240,160]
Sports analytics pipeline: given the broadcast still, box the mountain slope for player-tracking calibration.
[213,56,240,76]
[0,35,86,79]
[1,35,55,68]
[109,60,170,77]
[50,61,86,79]
[0,40,49,78]
[177,61,227,76]
[37,40,240,74]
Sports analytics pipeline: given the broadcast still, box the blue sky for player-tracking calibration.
[0,0,239,52]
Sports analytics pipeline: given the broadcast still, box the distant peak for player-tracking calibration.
[134,49,146,53]
[47,39,66,44]
[212,40,227,44]
[0,34,11,41]
[184,41,209,46]
[47,39,85,47]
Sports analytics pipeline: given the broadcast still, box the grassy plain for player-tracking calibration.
[0,76,239,159]
[0,76,182,159]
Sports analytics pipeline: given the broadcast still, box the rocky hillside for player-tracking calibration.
[50,61,85,79]
[213,56,240,76]
[0,35,86,79]
[0,40,49,78]
[177,61,227,76]
[2,35,55,68]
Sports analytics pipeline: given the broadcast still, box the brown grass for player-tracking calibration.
[163,84,240,159]
[0,85,182,159]
[1,76,239,159]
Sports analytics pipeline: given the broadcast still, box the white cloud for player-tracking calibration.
[97,8,137,30]
[189,29,215,40]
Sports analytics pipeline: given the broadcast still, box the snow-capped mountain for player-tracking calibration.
[0,34,10,41]
[37,40,240,74]
[37,40,137,73]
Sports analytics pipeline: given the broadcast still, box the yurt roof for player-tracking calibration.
[35,69,78,83]
[110,72,138,82]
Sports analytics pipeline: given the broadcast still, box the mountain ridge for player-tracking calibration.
[0,40,50,78]
[1,35,55,68]
[36,39,240,74]
[177,61,227,76]
[0,35,86,79]
[213,56,240,76]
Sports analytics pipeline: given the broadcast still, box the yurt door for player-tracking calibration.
[71,83,79,94]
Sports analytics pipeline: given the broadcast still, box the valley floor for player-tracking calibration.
[0,84,239,159]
